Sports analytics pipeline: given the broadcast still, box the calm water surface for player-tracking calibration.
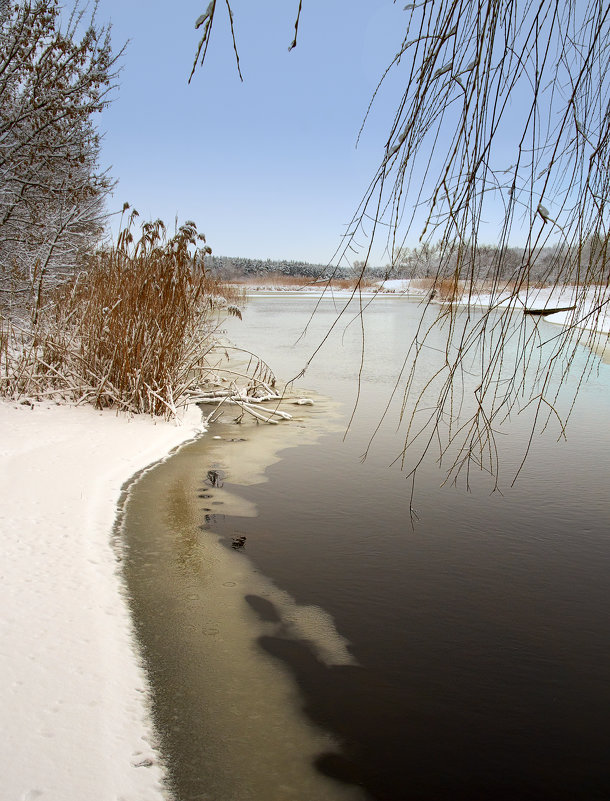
[122,296,610,801]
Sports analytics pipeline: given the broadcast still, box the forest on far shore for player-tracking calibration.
[206,236,605,286]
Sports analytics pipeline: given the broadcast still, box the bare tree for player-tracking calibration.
[0,0,120,317]
[190,1,609,492]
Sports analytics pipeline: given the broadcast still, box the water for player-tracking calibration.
[122,296,610,801]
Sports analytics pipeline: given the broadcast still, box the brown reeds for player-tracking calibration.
[0,216,245,416]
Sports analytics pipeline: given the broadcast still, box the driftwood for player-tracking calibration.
[186,383,314,426]
[523,305,576,316]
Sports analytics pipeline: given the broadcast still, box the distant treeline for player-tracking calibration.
[205,255,357,280]
[206,238,607,285]
[390,238,607,284]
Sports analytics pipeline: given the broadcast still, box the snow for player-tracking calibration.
[462,284,610,335]
[376,278,422,294]
[0,401,205,801]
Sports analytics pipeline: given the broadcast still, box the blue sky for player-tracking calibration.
[95,2,600,267]
[97,1,408,265]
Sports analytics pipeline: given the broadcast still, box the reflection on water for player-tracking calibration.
[123,297,610,801]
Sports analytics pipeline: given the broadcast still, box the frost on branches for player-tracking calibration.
[0,0,120,315]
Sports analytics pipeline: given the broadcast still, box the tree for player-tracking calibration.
[189,1,609,490]
[0,0,120,317]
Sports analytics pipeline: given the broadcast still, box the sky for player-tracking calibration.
[96,1,409,266]
[92,1,601,268]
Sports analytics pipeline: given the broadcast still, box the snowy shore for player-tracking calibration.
[0,401,204,801]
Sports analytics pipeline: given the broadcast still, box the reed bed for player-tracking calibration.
[0,217,248,416]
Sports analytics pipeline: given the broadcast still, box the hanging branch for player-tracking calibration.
[312,0,610,485]
[288,0,304,52]
[225,0,243,81]
[189,1,218,83]
[189,0,243,83]
[187,0,610,485]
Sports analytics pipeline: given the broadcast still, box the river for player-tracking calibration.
[121,295,610,801]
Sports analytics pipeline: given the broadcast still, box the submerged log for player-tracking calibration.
[523,305,576,316]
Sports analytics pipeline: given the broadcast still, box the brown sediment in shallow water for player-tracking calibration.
[121,389,366,801]
[198,388,343,486]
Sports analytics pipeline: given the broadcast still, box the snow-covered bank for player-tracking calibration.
[457,284,610,336]
[241,279,610,338]
[377,280,610,337]
[0,401,204,801]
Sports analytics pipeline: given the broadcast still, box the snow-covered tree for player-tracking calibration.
[0,0,120,315]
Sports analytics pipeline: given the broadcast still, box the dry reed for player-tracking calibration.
[0,216,245,416]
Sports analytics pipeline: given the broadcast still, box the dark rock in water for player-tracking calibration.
[231,535,247,549]
[206,469,224,488]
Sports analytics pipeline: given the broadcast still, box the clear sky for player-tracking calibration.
[97,1,409,266]
[95,2,600,267]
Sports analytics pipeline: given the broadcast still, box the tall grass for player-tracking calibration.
[0,216,245,416]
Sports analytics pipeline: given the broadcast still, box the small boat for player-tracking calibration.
[523,305,576,316]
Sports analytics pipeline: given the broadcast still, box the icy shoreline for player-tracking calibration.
[242,279,610,338]
[0,401,204,801]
